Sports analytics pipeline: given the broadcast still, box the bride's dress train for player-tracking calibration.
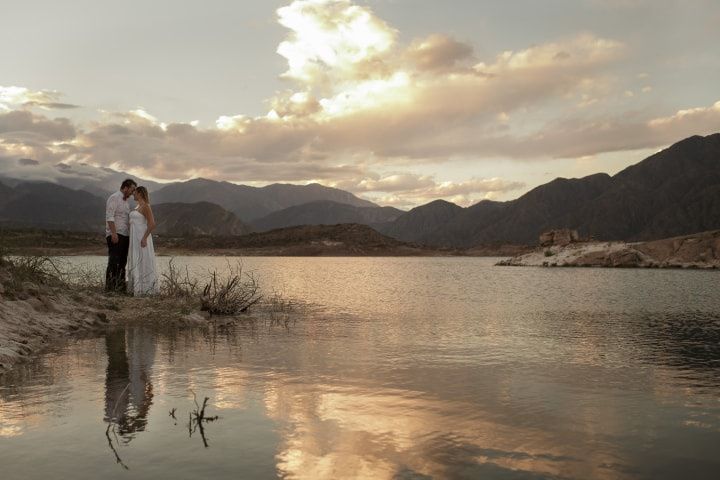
[127,209,159,296]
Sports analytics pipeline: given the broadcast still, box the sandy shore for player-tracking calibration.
[0,274,114,372]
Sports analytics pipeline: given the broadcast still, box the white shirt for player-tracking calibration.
[105,191,130,237]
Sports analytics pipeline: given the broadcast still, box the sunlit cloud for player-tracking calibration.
[0,85,78,110]
[1,0,718,208]
[276,0,396,87]
[330,173,525,207]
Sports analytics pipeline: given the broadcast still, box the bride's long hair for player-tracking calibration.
[135,186,150,204]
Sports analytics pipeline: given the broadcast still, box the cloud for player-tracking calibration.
[468,99,720,159]
[17,158,39,166]
[0,85,79,110]
[22,101,79,110]
[591,0,648,8]
[1,2,630,189]
[405,34,474,71]
[276,0,396,88]
[1,1,719,208]
[331,172,525,207]
[0,110,76,142]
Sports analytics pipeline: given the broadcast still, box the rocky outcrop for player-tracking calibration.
[498,230,720,269]
[539,229,581,247]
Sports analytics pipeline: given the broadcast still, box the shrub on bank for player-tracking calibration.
[1,243,278,319]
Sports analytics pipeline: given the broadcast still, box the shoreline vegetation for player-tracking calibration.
[0,247,297,374]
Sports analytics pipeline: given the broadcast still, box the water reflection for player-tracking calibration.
[103,326,155,440]
[2,258,720,479]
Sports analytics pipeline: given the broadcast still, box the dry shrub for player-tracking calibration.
[2,255,65,294]
[265,291,296,326]
[200,262,262,315]
[160,258,199,298]
[60,262,105,291]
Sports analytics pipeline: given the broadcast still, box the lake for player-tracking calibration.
[1,257,719,479]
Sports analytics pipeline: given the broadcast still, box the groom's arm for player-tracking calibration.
[107,221,118,243]
[106,196,119,244]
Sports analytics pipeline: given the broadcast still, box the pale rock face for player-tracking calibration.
[500,230,720,269]
[539,229,580,247]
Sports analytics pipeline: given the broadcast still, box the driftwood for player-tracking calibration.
[188,392,219,448]
[105,383,131,470]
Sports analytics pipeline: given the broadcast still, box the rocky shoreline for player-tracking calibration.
[497,230,720,269]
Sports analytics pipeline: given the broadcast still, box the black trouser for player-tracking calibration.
[106,234,129,292]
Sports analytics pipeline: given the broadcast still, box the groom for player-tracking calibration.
[105,178,137,291]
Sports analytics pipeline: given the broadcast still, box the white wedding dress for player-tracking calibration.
[127,209,159,296]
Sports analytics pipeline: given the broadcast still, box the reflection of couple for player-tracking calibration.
[105,178,159,295]
[104,327,156,437]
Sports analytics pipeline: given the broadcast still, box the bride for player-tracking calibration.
[127,186,159,296]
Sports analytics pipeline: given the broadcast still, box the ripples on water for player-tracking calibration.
[1,257,720,479]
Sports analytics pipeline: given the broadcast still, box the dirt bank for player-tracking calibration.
[0,259,293,373]
[0,268,117,372]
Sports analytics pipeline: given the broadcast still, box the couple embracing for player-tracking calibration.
[105,178,159,295]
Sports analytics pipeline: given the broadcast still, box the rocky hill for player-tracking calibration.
[378,199,464,243]
[0,182,253,236]
[251,200,403,232]
[0,181,105,232]
[0,181,15,208]
[152,202,253,237]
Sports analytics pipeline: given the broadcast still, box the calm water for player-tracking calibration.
[1,257,720,479]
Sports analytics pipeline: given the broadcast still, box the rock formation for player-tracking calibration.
[539,229,581,247]
[498,230,720,269]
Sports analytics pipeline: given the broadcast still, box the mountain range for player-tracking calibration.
[0,182,105,232]
[0,178,385,236]
[382,133,720,247]
[152,179,376,221]
[0,162,164,198]
[1,133,718,248]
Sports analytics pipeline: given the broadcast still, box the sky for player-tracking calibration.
[1,0,719,208]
